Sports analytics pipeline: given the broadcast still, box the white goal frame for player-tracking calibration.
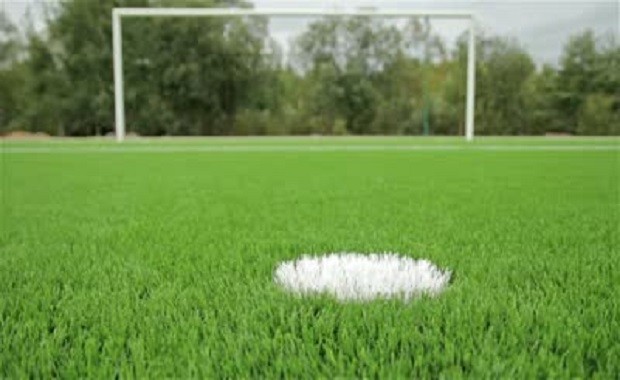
[112,8,476,141]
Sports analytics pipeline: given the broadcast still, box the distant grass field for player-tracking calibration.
[1,137,619,377]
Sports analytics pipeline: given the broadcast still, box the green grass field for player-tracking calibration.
[1,137,619,378]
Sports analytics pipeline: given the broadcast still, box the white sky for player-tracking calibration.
[2,0,619,66]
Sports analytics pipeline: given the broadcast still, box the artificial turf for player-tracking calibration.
[1,137,618,377]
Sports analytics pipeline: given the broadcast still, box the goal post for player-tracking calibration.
[112,8,476,141]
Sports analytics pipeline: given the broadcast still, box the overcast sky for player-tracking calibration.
[3,0,619,66]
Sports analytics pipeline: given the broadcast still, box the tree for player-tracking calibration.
[402,17,447,135]
[0,11,20,68]
[451,32,535,135]
[522,65,564,135]
[577,93,620,135]
[6,2,617,137]
[15,0,274,136]
[555,30,599,133]
[0,11,24,131]
[555,30,620,135]
[293,16,405,134]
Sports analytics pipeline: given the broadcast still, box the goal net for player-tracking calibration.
[112,8,476,141]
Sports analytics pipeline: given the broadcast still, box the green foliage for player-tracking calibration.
[553,31,620,134]
[0,64,26,132]
[0,11,25,131]
[577,93,620,135]
[458,35,536,135]
[1,137,619,377]
[0,11,20,67]
[124,14,271,135]
[522,65,563,135]
[1,0,618,136]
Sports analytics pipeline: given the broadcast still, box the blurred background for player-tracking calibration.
[1,0,618,137]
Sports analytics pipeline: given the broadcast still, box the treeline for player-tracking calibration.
[0,0,618,136]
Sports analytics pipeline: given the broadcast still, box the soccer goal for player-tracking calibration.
[112,8,476,141]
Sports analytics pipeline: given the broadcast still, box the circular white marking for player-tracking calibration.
[274,253,451,302]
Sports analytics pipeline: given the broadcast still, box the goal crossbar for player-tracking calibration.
[112,8,476,141]
[114,8,474,18]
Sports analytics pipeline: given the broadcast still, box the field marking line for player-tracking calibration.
[1,144,619,154]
